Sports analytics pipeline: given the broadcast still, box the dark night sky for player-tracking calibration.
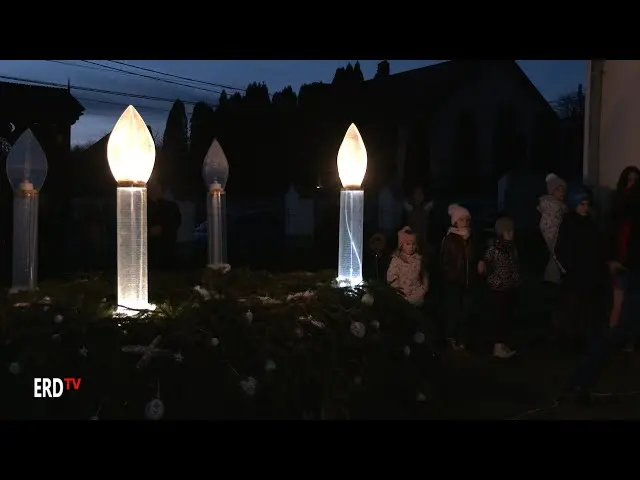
[0,60,586,145]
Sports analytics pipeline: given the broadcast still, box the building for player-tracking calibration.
[583,60,640,192]
[0,81,84,281]
[350,60,561,196]
[0,81,84,194]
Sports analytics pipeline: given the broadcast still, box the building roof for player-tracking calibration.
[359,60,556,122]
[0,81,85,125]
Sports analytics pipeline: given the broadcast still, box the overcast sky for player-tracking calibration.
[0,60,586,145]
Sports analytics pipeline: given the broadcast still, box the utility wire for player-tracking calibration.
[106,60,246,92]
[0,74,214,106]
[80,60,226,95]
[46,60,108,73]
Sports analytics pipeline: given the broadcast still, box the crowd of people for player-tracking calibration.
[380,167,640,370]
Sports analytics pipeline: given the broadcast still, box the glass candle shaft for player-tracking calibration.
[337,189,364,287]
[207,190,227,266]
[11,192,39,292]
[116,187,149,312]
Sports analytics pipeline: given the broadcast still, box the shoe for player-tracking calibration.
[493,343,516,358]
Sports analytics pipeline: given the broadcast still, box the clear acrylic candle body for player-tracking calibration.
[337,189,364,287]
[116,187,151,314]
[207,188,227,267]
[11,189,39,292]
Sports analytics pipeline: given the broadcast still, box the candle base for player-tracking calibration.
[337,189,364,288]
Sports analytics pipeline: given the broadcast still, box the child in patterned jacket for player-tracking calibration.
[387,226,428,307]
[483,216,521,358]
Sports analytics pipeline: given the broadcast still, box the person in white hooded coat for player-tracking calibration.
[538,173,568,284]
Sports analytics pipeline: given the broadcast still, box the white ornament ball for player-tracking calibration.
[416,392,427,402]
[52,333,61,342]
[413,332,425,345]
[361,293,374,307]
[211,337,220,347]
[350,321,366,339]
[53,314,64,324]
[264,359,277,372]
[370,320,380,330]
[145,398,165,420]
[8,362,21,375]
[403,345,411,356]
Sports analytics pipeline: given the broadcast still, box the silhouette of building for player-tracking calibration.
[354,60,561,196]
[0,81,84,164]
[0,81,84,281]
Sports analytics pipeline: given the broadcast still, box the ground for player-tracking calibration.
[1,269,639,420]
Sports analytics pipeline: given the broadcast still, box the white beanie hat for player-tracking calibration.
[546,173,566,195]
[448,203,470,226]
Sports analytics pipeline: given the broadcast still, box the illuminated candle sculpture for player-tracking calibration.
[202,139,229,268]
[6,129,47,293]
[336,123,367,287]
[107,106,156,315]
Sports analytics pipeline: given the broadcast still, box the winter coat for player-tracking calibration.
[556,212,606,290]
[387,252,428,305]
[538,194,568,283]
[484,238,521,291]
[440,232,481,287]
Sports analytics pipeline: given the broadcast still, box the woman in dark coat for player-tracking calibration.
[609,167,640,331]
[555,188,607,348]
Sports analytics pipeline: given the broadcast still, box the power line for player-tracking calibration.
[80,60,226,96]
[46,60,108,73]
[0,74,214,106]
[106,60,246,92]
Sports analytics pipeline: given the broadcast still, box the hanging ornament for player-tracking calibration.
[264,359,276,372]
[8,362,21,375]
[53,314,64,324]
[145,381,165,420]
[350,321,366,339]
[361,293,374,306]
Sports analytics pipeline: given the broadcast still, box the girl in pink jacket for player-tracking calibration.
[387,227,429,307]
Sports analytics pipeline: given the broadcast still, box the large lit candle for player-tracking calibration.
[202,139,229,268]
[6,129,47,293]
[336,123,367,287]
[107,106,156,315]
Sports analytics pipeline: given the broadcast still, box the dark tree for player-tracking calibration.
[553,85,585,180]
[189,101,216,190]
[353,61,364,83]
[160,100,189,198]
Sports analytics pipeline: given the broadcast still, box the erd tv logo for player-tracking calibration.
[33,378,82,398]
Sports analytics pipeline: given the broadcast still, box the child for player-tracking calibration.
[387,227,428,307]
[538,173,568,285]
[441,204,483,351]
[484,216,520,358]
[555,188,606,348]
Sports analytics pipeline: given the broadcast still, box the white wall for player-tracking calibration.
[588,60,640,189]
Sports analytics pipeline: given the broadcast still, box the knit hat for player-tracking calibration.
[448,204,470,226]
[546,173,567,195]
[495,217,514,236]
[567,188,589,209]
[397,226,416,247]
